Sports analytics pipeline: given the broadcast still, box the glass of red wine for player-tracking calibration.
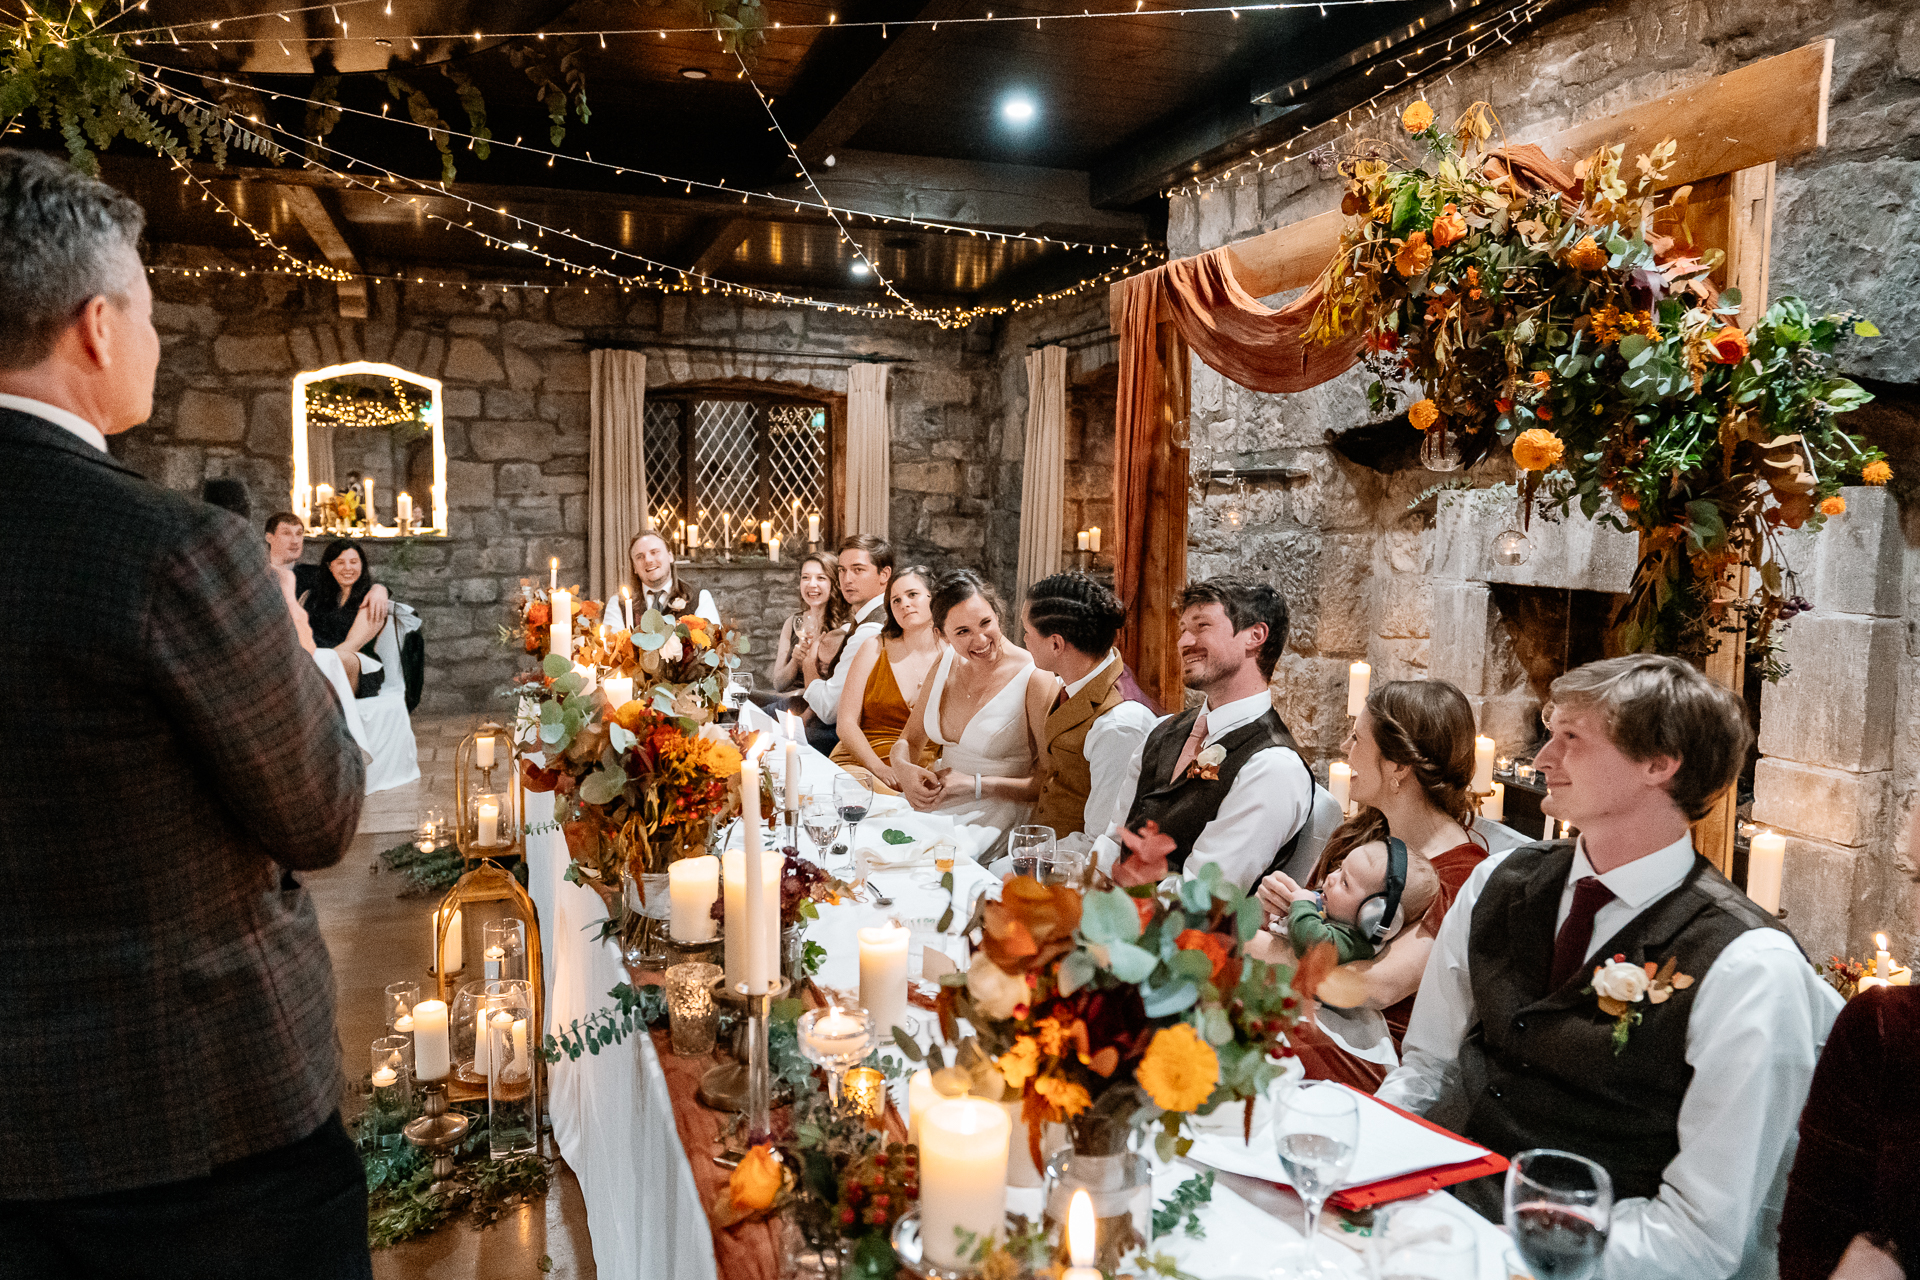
[834,775,871,866]
[1504,1148,1613,1280]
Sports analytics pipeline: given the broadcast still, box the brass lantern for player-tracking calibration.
[432,863,545,1108]
[455,720,524,859]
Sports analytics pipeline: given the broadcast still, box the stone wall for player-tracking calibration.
[125,249,1042,714]
[1166,0,1920,957]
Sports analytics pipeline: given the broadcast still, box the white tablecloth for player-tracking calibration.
[527,743,1518,1280]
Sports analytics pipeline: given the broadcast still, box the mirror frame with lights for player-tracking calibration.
[290,360,448,534]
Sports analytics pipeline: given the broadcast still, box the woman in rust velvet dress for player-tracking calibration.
[830,567,943,796]
[1253,680,1489,1091]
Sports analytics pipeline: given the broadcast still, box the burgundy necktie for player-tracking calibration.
[1550,876,1617,989]
[1169,710,1210,784]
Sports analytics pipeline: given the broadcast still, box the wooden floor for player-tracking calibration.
[305,714,598,1280]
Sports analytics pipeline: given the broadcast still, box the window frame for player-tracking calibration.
[644,384,841,548]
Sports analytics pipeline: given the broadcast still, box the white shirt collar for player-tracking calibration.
[1570,831,1696,909]
[0,393,106,452]
[1201,688,1273,739]
[852,594,885,624]
[1063,649,1120,699]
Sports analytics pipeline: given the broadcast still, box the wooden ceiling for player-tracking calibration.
[10,0,1551,309]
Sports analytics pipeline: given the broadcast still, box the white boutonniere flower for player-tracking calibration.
[1185,743,1228,781]
[670,596,687,612]
[1587,953,1694,1055]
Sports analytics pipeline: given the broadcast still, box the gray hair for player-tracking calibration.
[0,149,146,370]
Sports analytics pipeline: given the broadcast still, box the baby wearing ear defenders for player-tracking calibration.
[1273,839,1441,964]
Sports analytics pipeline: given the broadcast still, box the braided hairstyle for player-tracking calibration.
[1023,572,1127,656]
[1313,679,1480,886]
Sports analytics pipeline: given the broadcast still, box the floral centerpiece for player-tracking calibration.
[1312,101,1887,665]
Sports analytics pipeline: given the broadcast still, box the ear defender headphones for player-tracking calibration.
[1355,836,1409,944]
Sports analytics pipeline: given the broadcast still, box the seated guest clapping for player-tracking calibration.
[1097,576,1312,892]
[300,539,387,697]
[831,565,943,794]
[770,551,850,696]
[1253,679,1490,1090]
[892,570,1053,859]
[1378,656,1842,1279]
[1021,572,1158,842]
[605,529,698,629]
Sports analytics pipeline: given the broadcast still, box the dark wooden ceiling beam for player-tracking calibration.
[686,218,758,275]
[279,185,370,318]
[792,0,980,165]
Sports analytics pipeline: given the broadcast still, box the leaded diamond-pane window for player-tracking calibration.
[646,394,830,550]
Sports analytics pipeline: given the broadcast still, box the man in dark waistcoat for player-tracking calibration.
[1379,656,1841,1280]
[1095,576,1313,892]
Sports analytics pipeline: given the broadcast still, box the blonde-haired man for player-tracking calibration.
[1379,655,1841,1280]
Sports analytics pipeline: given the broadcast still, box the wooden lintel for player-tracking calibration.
[1119,40,1834,332]
[281,184,369,319]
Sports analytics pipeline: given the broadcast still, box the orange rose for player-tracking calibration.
[1408,399,1440,432]
[1566,237,1607,271]
[1175,929,1241,991]
[1820,495,1847,516]
[1394,231,1432,278]
[1402,100,1435,133]
[1707,326,1750,364]
[1863,460,1892,485]
[1431,203,1468,249]
[526,601,551,628]
[729,1144,784,1214]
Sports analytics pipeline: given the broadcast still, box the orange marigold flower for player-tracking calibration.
[1531,370,1551,388]
[1402,100,1435,133]
[1589,304,1659,346]
[730,1145,784,1213]
[997,1036,1041,1092]
[1863,460,1893,485]
[1394,231,1432,278]
[1567,236,1608,271]
[1706,326,1750,364]
[1136,1023,1219,1113]
[1620,493,1641,512]
[1431,203,1468,249]
[1408,399,1441,432]
[1820,495,1847,517]
[1511,428,1565,472]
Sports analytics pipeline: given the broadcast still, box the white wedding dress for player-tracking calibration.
[920,649,1038,861]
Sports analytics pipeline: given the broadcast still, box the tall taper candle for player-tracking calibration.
[1473,735,1496,793]
[550,588,572,659]
[722,850,780,990]
[1329,761,1352,816]
[740,753,770,994]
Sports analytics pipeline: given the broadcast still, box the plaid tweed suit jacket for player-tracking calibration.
[0,407,366,1200]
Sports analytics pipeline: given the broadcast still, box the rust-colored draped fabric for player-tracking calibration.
[1114,247,1363,703]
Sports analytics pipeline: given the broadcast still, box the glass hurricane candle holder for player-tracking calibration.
[483,980,538,1160]
[797,1006,875,1107]
[370,1035,412,1109]
[482,918,528,983]
[385,980,420,1070]
[666,961,723,1056]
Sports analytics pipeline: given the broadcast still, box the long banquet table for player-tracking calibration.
[524,742,1520,1280]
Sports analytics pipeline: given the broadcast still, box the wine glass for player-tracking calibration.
[1370,1201,1479,1279]
[834,776,871,863]
[1270,1081,1360,1279]
[1504,1149,1613,1280]
[733,670,756,708]
[802,797,842,863]
[1008,825,1054,879]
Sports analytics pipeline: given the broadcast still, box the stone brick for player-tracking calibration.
[485,388,539,419]
[449,577,500,605]
[471,422,556,462]
[442,387,482,417]
[1753,758,1891,849]
[504,347,543,390]
[247,391,290,457]
[496,462,542,495]
[545,351,590,393]
[1779,835,1874,961]
[446,461,495,507]
[894,460,960,494]
[444,337,503,382]
[1430,581,1495,696]
[1812,486,1902,617]
[1757,614,1902,771]
[175,389,248,442]
[1435,491,1636,592]
[212,334,291,375]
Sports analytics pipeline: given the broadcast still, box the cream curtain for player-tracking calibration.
[845,362,891,540]
[307,421,337,491]
[588,349,648,601]
[1016,344,1068,610]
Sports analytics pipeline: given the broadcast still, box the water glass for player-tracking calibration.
[1369,1202,1478,1279]
[1504,1148,1612,1280]
[1009,824,1055,878]
[1271,1082,1360,1279]
[369,1035,412,1106]
[1039,843,1089,887]
[384,980,420,1070]
[666,961,723,1056]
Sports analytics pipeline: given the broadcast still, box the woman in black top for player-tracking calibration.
[301,539,386,697]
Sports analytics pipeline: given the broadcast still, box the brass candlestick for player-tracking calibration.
[402,1080,470,1191]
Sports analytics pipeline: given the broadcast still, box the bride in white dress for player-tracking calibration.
[890,570,1055,860]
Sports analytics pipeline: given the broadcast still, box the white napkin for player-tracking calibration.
[737,697,778,736]
[1186,1082,1485,1191]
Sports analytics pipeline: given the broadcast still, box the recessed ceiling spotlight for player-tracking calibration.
[679,67,710,79]
[851,261,870,277]
[1001,95,1036,124]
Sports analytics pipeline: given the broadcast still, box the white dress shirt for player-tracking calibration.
[0,393,107,452]
[1092,687,1313,893]
[605,581,696,631]
[804,594,885,724]
[1378,834,1843,1280]
[1065,650,1159,840]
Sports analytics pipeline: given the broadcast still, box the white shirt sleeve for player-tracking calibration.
[1092,733,1151,874]
[1082,702,1158,844]
[1597,930,1841,1280]
[1180,747,1314,893]
[804,616,882,723]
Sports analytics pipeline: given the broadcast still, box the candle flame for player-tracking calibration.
[550,557,557,569]
[746,732,774,765]
[1877,932,1889,950]
[1068,1189,1095,1268]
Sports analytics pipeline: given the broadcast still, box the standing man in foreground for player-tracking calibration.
[0,151,369,1277]
[1379,655,1841,1280]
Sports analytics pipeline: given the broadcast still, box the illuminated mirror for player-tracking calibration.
[290,361,447,535]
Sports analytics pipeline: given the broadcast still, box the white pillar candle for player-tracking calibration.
[1876,933,1893,979]
[511,1018,529,1074]
[1473,735,1496,794]
[760,519,772,546]
[316,482,333,513]
[784,741,801,814]
[907,1069,945,1147]
[1076,530,1090,551]
[1347,661,1370,716]
[1747,830,1785,915]
[602,675,633,710]
[487,1011,514,1081]
[722,848,780,991]
[670,855,721,942]
[434,907,463,973]
[478,800,499,847]
[687,522,699,550]
[858,923,911,1035]
[550,589,572,660]
[398,491,412,525]
[808,512,820,542]
[476,734,496,770]
[1088,526,1101,553]
[363,477,374,521]
[919,1098,1012,1271]
[1329,761,1352,816]
[768,535,781,564]
[1479,781,1505,823]
[414,999,450,1080]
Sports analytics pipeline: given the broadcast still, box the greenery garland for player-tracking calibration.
[356,1094,551,1249]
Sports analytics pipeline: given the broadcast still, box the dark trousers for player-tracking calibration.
[0,1112,372,1280]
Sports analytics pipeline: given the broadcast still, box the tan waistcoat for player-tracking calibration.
[1032,658,1128,836]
